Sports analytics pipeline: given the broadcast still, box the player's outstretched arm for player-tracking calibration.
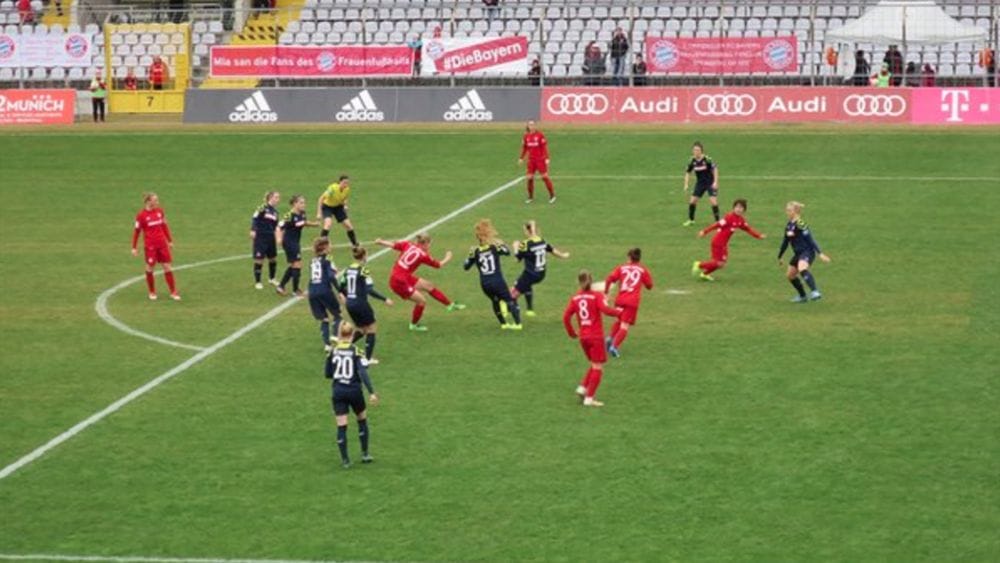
[373,238,394,248]
[683,171,691,192]
[439,250,453,267]
[315,193,325,219]
[562,305,577,338]
[552,247,570,259]
[818,252,832,263]
[712,166,719,189]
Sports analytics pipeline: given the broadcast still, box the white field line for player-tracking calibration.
[0,555,350,563]
[0,177,523,482]
[553,174,999,182]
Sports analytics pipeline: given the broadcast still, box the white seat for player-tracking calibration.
[132,44,146,56]
[124,55,138,66]
[68,67,83,79]
[326,31,340,42]
[938,63,954,76]
[114,44,129,55]
[202,33,216,44]
[170,33,184,44]
[194,43,208,56]
[310,31,325,43]
[208,21,222,34]
[301,21,316,33]
[341,31,356,43]
[294,32,309,44]
[110,55,122,67]
[113,66,127,79]
[956,64,972,75]
[192,21,207,33]
[314,8,328,20]
[317,21,331,33]
[299,8,314,21]
[49,66,66,79]
[163,43,177,55]
[139,55,152,66]
[373,31,388,43]
[286,20,300,33]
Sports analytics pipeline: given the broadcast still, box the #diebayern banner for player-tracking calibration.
[645,36,798,74]
[210,45,413,77]
[0,32,94,68]
[421,36,529,75]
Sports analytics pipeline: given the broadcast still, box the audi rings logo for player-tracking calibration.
[693,94,757,116]
[842,94,907,117]
[546,93,610,116]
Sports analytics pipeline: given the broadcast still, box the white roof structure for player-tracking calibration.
[826,1,988,45]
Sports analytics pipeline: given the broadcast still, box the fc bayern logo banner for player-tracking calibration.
[421,36,529,76]
[644,36,798,74]
[210,45,413,78]
[0,32,93,68]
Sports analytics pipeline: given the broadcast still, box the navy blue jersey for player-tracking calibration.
[325,342,374,393]
[779,219,822,258]
[341,262,388,306]
[516,236,555,274]
[463,243,511,286]
[686,156,716,187]
[251,204,279,236]
[308,255,340,296]
[278,210,307,247]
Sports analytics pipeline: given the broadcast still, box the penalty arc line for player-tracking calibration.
[0,176,524,482]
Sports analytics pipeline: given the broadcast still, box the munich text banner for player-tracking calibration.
[911,88,1000,125]
[209,46,413,78]
[0,32,94,68]
[0,89,75,125]
[645,37,798,74]
[420,36,529,75]
[541,87,912,124]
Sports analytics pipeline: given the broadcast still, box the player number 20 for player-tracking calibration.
[330,354,354,383]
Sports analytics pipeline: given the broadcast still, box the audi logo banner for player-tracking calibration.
[541,88,916,124]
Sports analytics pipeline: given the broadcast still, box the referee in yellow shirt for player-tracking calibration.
[316,175,359,248]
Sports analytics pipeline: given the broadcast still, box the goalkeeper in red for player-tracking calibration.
[604,248,654,358]
[692,198,765,282]
[518,120,556,204]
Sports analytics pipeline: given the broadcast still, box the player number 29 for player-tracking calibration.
[621,270,642,292]
[310,260,325,283]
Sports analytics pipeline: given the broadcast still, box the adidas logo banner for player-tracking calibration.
[228,91,278,123]
[335,90,385,122]
[443,89,494,122]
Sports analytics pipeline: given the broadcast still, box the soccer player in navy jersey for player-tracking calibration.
[510,220,570,317]
[326,321,378,469]
[778,201,832,303]
[682,141,720,226]
[463,219,522,330]
[341,246,394,365]
[250,191,281,289]
[275,194,318,296]
[308,237,345,351]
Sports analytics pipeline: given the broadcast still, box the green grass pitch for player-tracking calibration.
[0,124,998,561]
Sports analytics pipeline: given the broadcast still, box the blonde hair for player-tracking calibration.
[415,233,432,246]
[142,192,157,204]
[786,201,805,214]
[577,269,593,290]
[264,190,279,203]
[338,320,355,340]
[524,220,538,236]
[313,237,330,255]
[474,219,498,245]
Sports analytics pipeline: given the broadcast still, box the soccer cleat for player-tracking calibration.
[691,261,701,277]
[254,282,263,290]
[446,302,467,312]
[408,323,429,332]
[524,198,534,204]
[148,293,158,301]
[790,295,809,303]
[548,196,557,204]
[506,323,523,331]
[575,385,586,397]
[583,397,605,407]
[169,293,181,301]
[268,278,280,287]
[361,454,374,464]
[699,272,715,282]
[605,336,612,351]
[275,286,287,296]
[525,310,537,318]
[293,290,305,297]
[609,346,621,358]
[366,357,380,366]
[341,460,351,469]
[324,344,332,353]
[682,219,696,227]
[809,290,823,301]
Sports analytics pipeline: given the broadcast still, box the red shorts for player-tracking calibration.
[389,273,418,299]
[144,244,172,266]
[711,244,729,263]
[526,158,548,175]
[617,304,639,325]
[579,337,607,363]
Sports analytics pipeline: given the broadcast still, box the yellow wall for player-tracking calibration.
[109,91,186,113]
[106,23,191,113]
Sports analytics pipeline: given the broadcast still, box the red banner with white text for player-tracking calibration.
[421,36,529,75]
[645,36,798,74]
[541,88,913,124]
[210,45,413,77]
[0,89,75,125]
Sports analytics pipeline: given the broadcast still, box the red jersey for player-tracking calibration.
[563,290,619,340]
[132,207,172,249]
[149,62,167,85]
[605,262,653,307]
[520,131,549,162]
[700,212,763,247]
[390,241,440,278]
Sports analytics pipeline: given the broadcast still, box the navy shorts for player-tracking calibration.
[309,292,341,320]
[481,280,513,302]
[790,251,816,267]
[692,184,718,198]
[254,236,277,259]
[283,242,301,263]
[332,386,366,416]
[347,301,376,327]
[514,270,545,295]
[321,204,348,223]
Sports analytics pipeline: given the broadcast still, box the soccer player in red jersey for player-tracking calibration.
[375,233,465,331]
[604,248,654,358]
[518,120,556,204]
[693,198,766,282]
[131,192,180,301]
[563,270,622,407]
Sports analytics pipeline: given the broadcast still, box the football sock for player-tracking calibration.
[702,260,720,274]
[429,288,451,306]
[580,368,594,388]
[524,290,534,310]
[332,317,342,339]
[357,419,369,455]
[527,178,535,198]
[610,320,621,338]
[411,304,425,324]
[491,299,506,325]
[268,261,277,280]
[279,267,293,289]
[320,321,330,345]
[543,176,554,197]
[507,300,521,324]
[320,229,330,237]
[145,271,156,293]
[613,326,629,348]
[712,205,720,221]
[585,368,603,398]
[801,270,818,292]
[291,268,301,292]
[336,425,349,462]
[347,229,358,247]
[364,333,376,360]
[253,263,262,283]
[163,271,176,293]
[790,278,807,297]
[688,203,696,221]
[351,330,364,344]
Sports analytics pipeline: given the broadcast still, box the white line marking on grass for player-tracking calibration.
[664,289,692,295]
[1,177,523,482]
[553,174,998,182]
[0,554,350,563]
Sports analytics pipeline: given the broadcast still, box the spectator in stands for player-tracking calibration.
[407,35,422,77]
[873,63,892,88]
[582,42,606,86]
[124,69,138,91]
[851,50,870,86]
[482,0,499,22]
[148,56,169,91]
[904,62,920,87]
[883,45,903,87]
[17,0,34,24]
[632,53,647,86]
[433,25,442,39]
[987,49,996,87]
[609,28,629,86]
[921,63,936,87]
[89,73,107,123]
[528,58,541,87]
